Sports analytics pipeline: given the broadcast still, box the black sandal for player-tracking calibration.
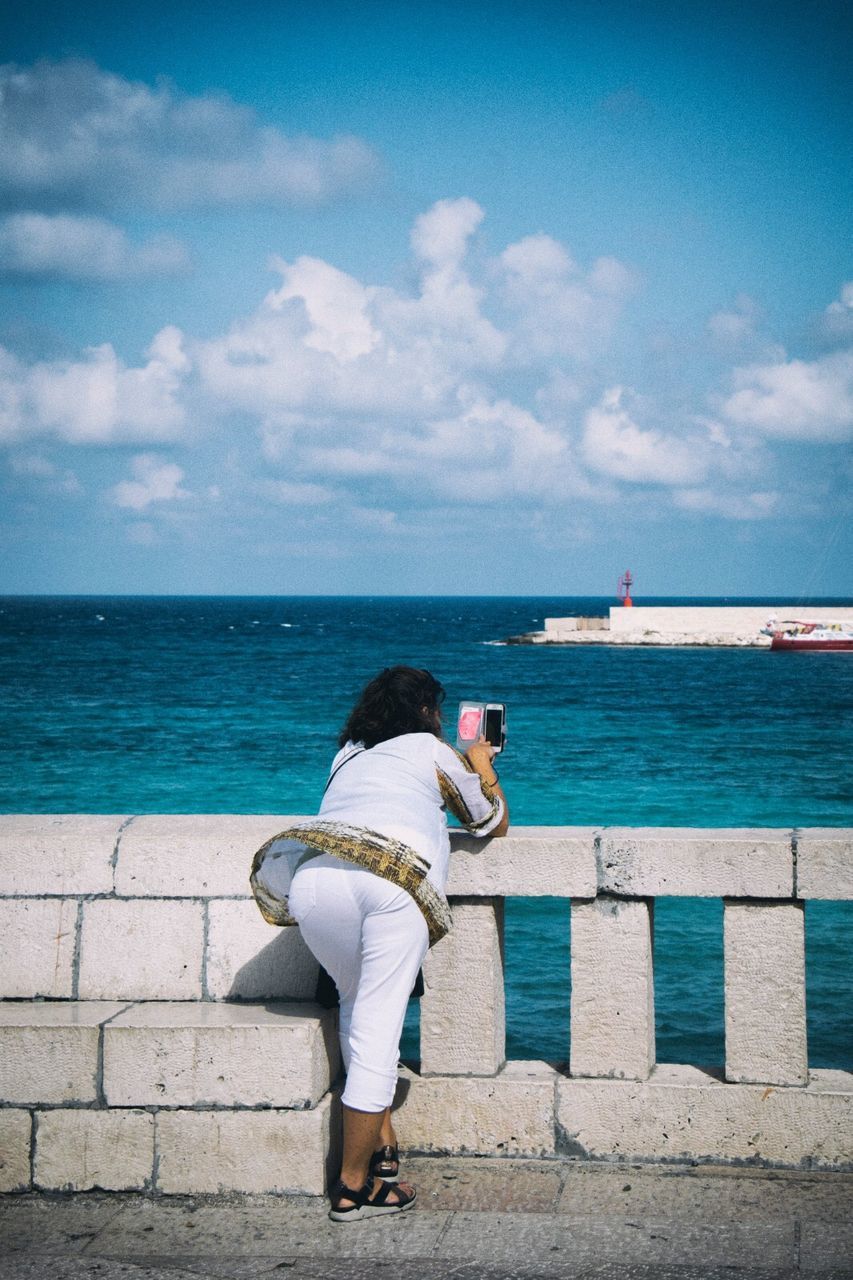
[328,1173,416,1223]
[369,1144,400,1183]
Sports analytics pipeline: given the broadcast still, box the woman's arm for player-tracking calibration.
[464,737,509,837]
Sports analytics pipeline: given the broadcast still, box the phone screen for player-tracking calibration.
[483,706,504,747]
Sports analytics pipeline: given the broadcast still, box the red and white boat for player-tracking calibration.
[762,618,853,651]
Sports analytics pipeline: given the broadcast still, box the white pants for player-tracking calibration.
[287,854,430,1112]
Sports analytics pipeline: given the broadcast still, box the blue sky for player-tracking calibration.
[1,0,850,595]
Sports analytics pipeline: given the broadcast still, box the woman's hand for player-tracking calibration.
[465,735,497,780]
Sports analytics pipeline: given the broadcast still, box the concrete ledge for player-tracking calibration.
[79,899,205,1000]
[0,1001,128,1104]
[0,1109,31,1192]
[205,898,319,999]
[114,814,300,897]
[0,899,78,998]
[392,1062,557,1157]
[570,897,654,1080]
[598,828,793,897]
[421,900,505,1075]
[797,828,853,899]
[155,1093,338,1194]
[34,1108,155,1191]
[723,901,807,1086]
[448,828,597,897]
[103,1000,339,1108]
[555,1064,853,1169]
[0,815,127,895]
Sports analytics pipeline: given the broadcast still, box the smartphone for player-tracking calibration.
[455,701,507,754]
[483,703,506,753]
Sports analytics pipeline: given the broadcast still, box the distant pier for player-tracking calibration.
[504,605,853,647]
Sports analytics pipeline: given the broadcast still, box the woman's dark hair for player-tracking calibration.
[339,666,446,748]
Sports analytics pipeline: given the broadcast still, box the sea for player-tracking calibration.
[1,594,851,1070]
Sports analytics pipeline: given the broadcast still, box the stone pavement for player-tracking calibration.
[1,1158,852,1280]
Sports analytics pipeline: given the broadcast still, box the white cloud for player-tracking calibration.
[266,256,379,361]
[0,326,189,445]
[722,350,853,442]
[823,282,853,339]
[0,213,188,280]
[0,59,377,212]
[109,454,191,511]
[581,388,708,485]
[410,197,484,269]
[673,488,779,520]
[408,398,572,501]
[7,451,82,495]
[5,196,846,538]
[707,294,760,344]
[499,233,634,361]
[197,198,506,425]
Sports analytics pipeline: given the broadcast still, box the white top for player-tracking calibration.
[317,732,505,893]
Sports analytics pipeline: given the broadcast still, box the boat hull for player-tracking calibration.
[770,635,853,651]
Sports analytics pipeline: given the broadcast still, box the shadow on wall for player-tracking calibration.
[229,928,318,1000]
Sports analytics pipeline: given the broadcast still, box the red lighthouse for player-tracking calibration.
[618,569,634,607]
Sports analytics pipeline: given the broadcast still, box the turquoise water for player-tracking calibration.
[1,595,851,1067]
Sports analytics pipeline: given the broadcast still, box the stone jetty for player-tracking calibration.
[504,604,853,646]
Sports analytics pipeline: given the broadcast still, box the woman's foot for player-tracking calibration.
[329,1175,416,1222]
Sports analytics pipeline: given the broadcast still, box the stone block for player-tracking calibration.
[421,898,505,1075]
[0,814,126,895]
[155,1093,336,1195]
[0,1000,127,1104]
[447,828,597,897]
[114,814,300,897]
[598,827,793,897]
[556,1064,853,1168]
[796,829,853,900]
[34,1108,154,1191]
[78,899,204,1000]
[570,896,654,1080]
[0,898,77,998]
[0,1109,31,1191]
[393,1061,556,1157]
[724,900,807,1085]
[205,898,318,999]
[103,1000,338,1107]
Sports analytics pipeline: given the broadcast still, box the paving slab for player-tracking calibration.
[0,1263,808,1280]
[81,1197,450,1259]
[554,1160,853,1222]
[800,1217,853,1274]
[0,1197,126,1253]
[2,1156,852,1278]
[434,1211,795,1271]
[409,1156,563,1211]
[0,1261,209,1280]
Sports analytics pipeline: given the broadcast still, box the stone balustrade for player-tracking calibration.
[0,817,850,1195]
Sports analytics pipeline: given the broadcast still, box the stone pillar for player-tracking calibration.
[724,899,808,1085]
[570,896,655,1080]
[419,897,505,1076]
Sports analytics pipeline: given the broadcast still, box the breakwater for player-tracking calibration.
[1,817,851,1195]
[506,605,853,646]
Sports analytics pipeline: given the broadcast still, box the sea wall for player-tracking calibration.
[607,606,853,636]
[523,605,853,646]
[0,817,851,1195]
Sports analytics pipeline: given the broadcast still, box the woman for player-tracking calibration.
[251,666,508,1221]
